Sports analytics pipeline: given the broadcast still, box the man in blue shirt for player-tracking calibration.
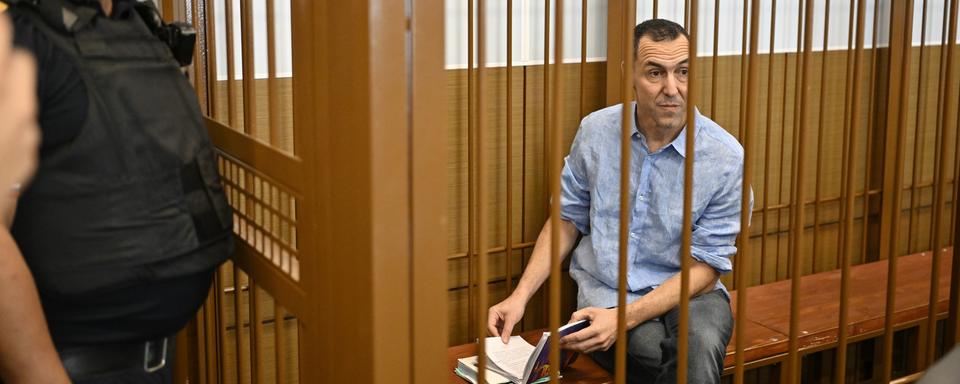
[487,19,748,383]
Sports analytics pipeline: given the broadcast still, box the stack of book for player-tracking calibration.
[454,320,590,384]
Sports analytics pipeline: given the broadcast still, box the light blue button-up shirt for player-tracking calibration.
[560,102,751,310]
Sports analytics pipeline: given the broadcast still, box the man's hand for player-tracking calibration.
[487,296,526,344]
[559,307,619,354]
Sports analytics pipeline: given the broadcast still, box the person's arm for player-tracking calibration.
[0,13,70,384]
[560,261,719,353]
[487,217,580,343]
[0,225,70,384]
[488,121,595,343]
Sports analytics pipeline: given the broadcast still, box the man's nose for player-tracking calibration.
[662,73,680,97]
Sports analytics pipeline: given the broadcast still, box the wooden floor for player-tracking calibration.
[447,248,954,383]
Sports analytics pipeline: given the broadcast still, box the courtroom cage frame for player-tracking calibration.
[147,0,960,383]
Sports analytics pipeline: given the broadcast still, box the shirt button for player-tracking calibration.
[630,232,639,239]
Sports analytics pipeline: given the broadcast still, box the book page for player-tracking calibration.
[456,356,512,384]
[524,320,591,383]
[484,336,536,381]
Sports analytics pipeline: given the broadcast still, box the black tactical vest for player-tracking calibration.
[7,0,233,298]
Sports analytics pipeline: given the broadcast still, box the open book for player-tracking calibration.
[454,320,590,384]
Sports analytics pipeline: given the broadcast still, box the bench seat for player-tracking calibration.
[447,249,953,383]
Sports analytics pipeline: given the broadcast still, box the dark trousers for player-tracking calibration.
[62,338,175,384]
[591,289,734,384]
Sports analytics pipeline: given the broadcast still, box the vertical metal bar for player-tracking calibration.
[932,0,959,357]
[836,1,867,382]
[580,0,587,119]
[466,0,475,341]
[812,0,832,274]
[860,0,882,266]
[775,11,793,283]
[249,282,262,383]
[881,1,915,381]
[678,2,697,383]
[683,0,689,30]
[836,0,856,270]
[266,0,281,147]
[476,0,489,380]
[606,0,624,105]
[787,0,815,381]
[951,34,960,344]
[931,0,951,253]
[738,0,749,143]
[549,1,564,381]
[216,267,230,383]
[506,0,515,295]
[652,0,658,19]
[191,0,207,111]
[908,0,930,254]
[946,0,959,246]
[733,0,750,290]
[232,266,246,383]
[205,0,219,118]
[953,88,960,254]
[522,64,529,294]
[543,0,551,217]
[616,1,636,383]
[224,0,237,126]
[761,0,777,286]
[240,0,256,137]
[275,303,286,384]
[783,0,804,284]
[734,1,759,382]
[204,283,220,384]
[709,0,719,117]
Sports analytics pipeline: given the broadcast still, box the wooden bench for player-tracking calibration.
[447,248,953,383]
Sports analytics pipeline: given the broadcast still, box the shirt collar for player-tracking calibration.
[632,103,702,158]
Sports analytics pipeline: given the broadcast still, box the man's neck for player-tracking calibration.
[635,111,684,154]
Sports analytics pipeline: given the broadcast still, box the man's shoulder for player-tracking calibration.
[695,114,744,163]
[578,103,627,140]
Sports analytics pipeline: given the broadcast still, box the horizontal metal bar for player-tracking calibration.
[207,118,304,196]
[230,240,307,321]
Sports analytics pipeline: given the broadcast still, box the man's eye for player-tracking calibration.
[649,70,661,77]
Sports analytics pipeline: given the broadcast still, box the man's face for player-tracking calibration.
[633,36,689,133]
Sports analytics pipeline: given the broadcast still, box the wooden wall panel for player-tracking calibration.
[214,78,296,153]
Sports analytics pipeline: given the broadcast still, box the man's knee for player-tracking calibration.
[625,321,667,365]
[688,326,729,359]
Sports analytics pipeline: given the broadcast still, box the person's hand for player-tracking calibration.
[559,307,619,353]
[487,295,526,344]
[0,14,39,192]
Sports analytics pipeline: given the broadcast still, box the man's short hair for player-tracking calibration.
[633,19,689,59]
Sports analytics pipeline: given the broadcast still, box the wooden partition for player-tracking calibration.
[171,0,448,383]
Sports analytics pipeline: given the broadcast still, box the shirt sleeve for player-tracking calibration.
[690,159,752,275]
[559,123,592,235]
